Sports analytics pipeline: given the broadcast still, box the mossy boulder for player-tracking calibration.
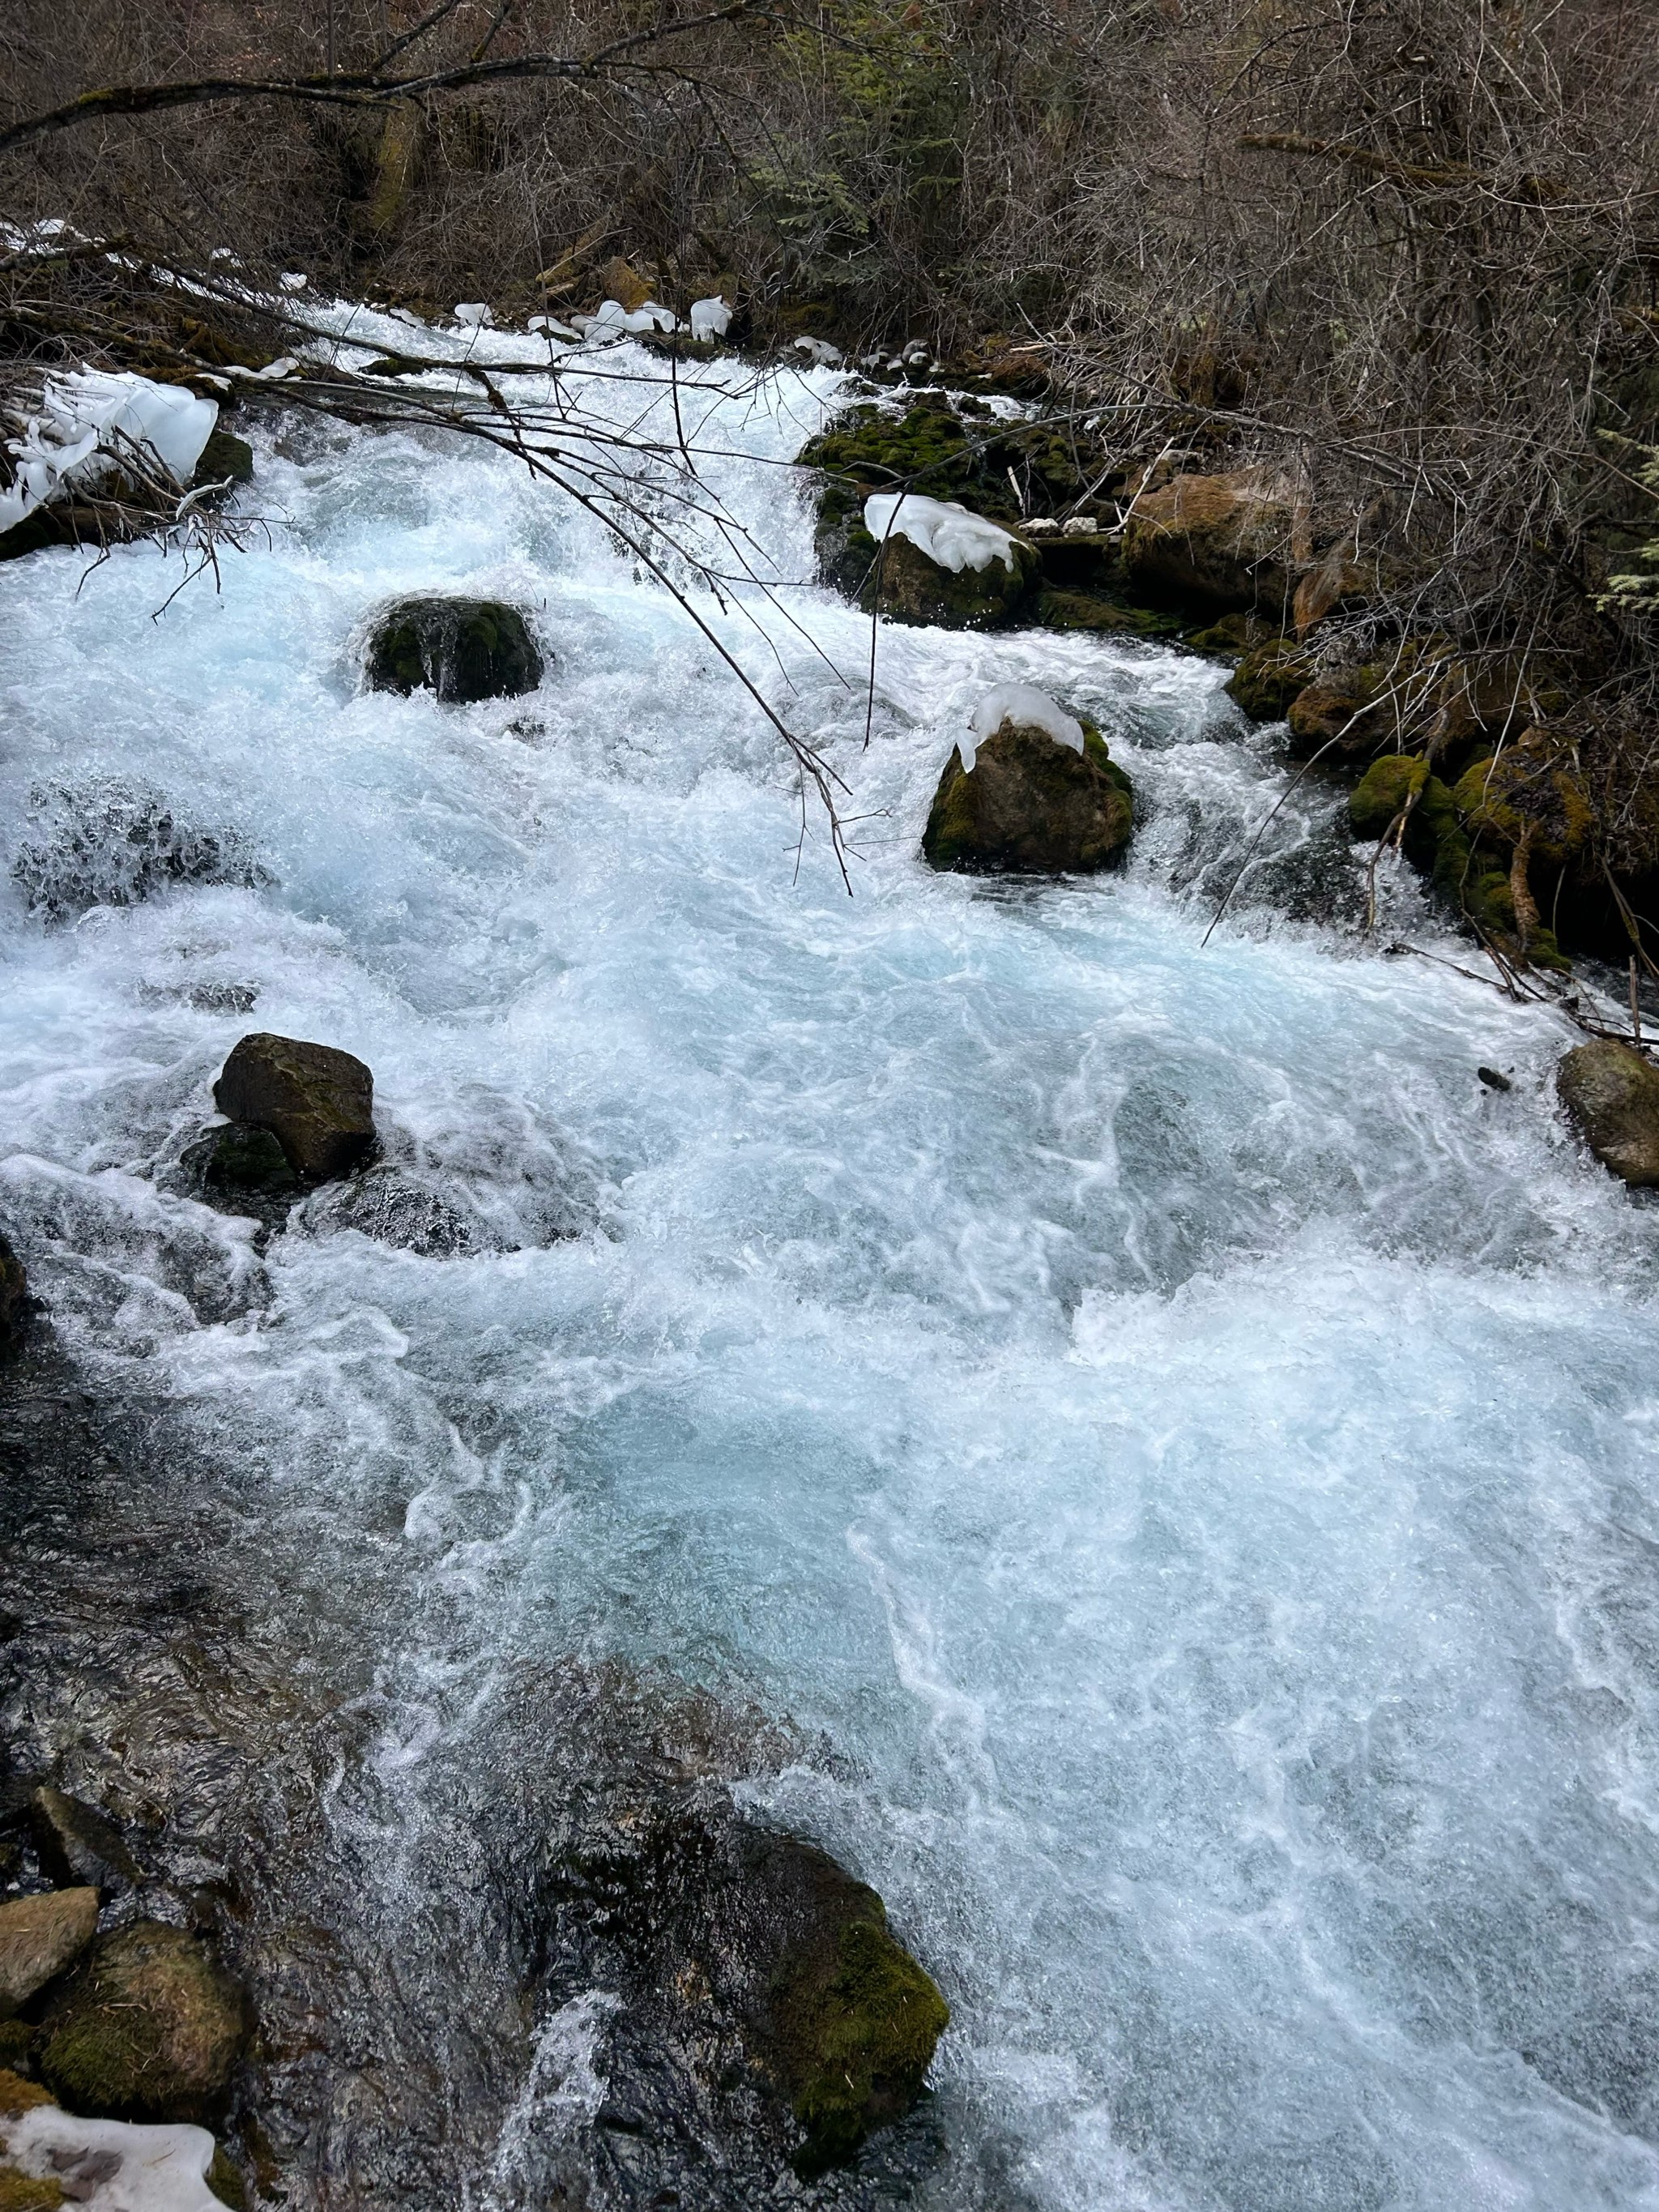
[365,597,544,702]
[213,1032,375,1185]
[745,1838,948,2176]
[0,2169,63,2212]
[1228,639,1315,722]
[190,431,254,492]
[1035,590,1182,639]
[862,527,1038,629]
[1121,471,1298,615]
[38,1923,250,2126]
[1452,737,1595,868]
[923,719,1133,873]
[1557,1040,1659,1186]
[0,1891,99,2016]
[192,1121,301,1215]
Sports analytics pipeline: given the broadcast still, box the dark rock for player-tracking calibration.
[365,599,544,703]
[1478,1065,1512,1091]
[38,1924,250,2125]
[0,1891,99,2017]
[864,527,1038,628]
[26,1791,139,1898]
[1558,1040,1659,1186]
[296,1168,493,1257]
[190,431,254,489]
[212,1034,375,1185]
[1032,532,1119,592]
[188,1122,301,1219]
[923,719,1134,874]
[0,1237,27,1354]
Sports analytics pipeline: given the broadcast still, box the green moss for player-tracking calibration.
[1350,754,1429,841]
[1227,639,1316,722]
[778,1914,949,2176]
[207,2146,249,2210]
[1035,590,1183,638]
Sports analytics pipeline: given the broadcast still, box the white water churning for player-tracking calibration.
[3,316,1659,2211]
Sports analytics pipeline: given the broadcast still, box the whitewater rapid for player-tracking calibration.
[5,320,1659,2210]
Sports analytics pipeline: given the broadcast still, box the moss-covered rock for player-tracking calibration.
[923,720,1133,873]
[365,597,544,702]
[1228,639,1315,722]
[0,2074,53,2120]
[0,1892,99,2018]
[1558,1040,1659,1186]
[1452,737,1596,868]
[863,527,1038,628]
[190,431,254,492]
[1121,471,1298,615]
[1035,590,1183,639]
[207,2145,248,2210]
[213,1032,375,1185]
[38,1923,250,2125]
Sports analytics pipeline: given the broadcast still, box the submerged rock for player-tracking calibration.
[26,1792,138,1900]
[1557,1040,1659,1186]
[923,716,1133,874]
[0,1892,98,2017]
[38,1924,250,2127]
[186,1122,301,1223]
[212,1035,375,1185]
[364,598,544,703]
[10,784,269,925]
[0,1237,27,1353]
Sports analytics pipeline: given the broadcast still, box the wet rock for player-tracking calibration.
[1557,1040,1659,1186]
[0,1894,99,2017]
[923,719,1134,874]
[26,1795,138,1900]
[0,1238,27,1354]
[190,432,253,491]
[294,1167,496,1257]
[212,1035,375,1185]
[864,527,1038,627]
[1121,471,1298,615]
[11,784,269,925]
[364,598,544,703]
[186,1122,300,1224]
[38,1925,250,2127]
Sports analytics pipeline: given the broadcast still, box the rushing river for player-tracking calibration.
[5,318,1659,2211]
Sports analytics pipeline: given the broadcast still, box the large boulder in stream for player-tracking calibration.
[365,597,544,702]
[213,1033,375,1185]
[38,1923,251,2125]
[923,687,1134,874]
[1557,1040,1659,1186]
[842,494,1038,628]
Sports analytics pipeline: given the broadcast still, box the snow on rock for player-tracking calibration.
[793,336,842,366]
[0,370,219,534]
[689,297,732,342]
[2,2100,224,2212]
[961,681,1085,771]
[528,314,579,340]
[864,491,1018,578]
[454,301,495,328]
[591,298,679,336]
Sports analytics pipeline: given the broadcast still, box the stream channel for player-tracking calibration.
[5,318,1659,2211]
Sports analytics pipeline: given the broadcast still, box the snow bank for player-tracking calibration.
[0,369,218,534]
[961,682,1085,771]
[864,492,1017,576]
[689,297,732,342]
[1,2101,224,2211]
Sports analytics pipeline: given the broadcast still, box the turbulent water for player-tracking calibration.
[6,318,1659,2210]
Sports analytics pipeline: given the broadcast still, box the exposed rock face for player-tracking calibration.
[0,1237,26,1353]
[38,1924,251,2126]
[26,1793,138,1899]
[364,598,544,703]
[0,1893,98,2016]
[1122,472,1298,615]
[212,1034,375,1185]
[1557,1040,1659,1186]
[923,719,1134,873]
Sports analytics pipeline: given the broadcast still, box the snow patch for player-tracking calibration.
[591,297,678,336]
[864,491,1018,576]
[0,369,218,533]
[961,682,1084,771]
[689,297,732,342]
[2,2103,224,2212]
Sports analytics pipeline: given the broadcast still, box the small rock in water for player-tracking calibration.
[923,717,1134,874]
[0,1890,99,2014]
[1557,1039,1659,1185]
[186,1121,301,1223]
[38,1924,251,2126]
[27,1791,139,1898]
[0,1235,28,1352]
[1478,1065,1512,1092]
[213,1034,375,1185]
[364,598,544,704]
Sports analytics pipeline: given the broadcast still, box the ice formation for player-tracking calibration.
[863,491,1018,574]
[793,336,842,365]
[689,297,732,342]
[959,682,1085,771]
[1,2101,224,2212]
[0,370,219,533]
[591,298,678,336]
[454,302,495,328]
